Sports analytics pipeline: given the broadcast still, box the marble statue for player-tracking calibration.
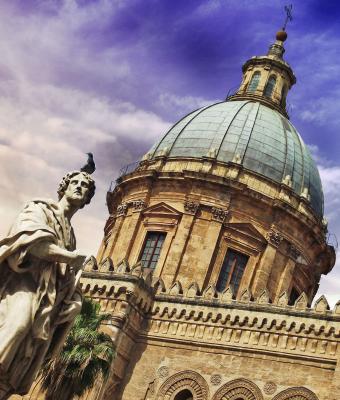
[0,170,95,399]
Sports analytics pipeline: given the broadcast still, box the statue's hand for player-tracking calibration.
[69,250,88,272]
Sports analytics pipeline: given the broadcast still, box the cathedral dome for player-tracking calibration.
[148,100,323,217]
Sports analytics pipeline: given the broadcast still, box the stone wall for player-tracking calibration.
[80,260,340,400]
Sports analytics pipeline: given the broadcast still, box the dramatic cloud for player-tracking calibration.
[0,0,339,305]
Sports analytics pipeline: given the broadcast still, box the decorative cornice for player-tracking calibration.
[184,200,200,215]
[266,229,283,247]
[116,202,128,217]
[132,199,146,211]
[211,207,229,223]
[81,259,340,323]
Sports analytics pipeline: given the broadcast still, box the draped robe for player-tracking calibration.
[0,199,82,398]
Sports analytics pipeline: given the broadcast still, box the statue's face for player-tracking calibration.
[64,173,91,207]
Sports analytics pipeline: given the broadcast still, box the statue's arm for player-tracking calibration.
[29,241,86,268]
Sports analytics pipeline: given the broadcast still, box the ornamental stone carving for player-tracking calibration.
[210,374,222,386]
[272,386,319,400]
[211,378,263,400]
[156,370,209,400]
[184,200,200,215]
[132,199,146,211]
[263,381,277,395]
[157,366,169,379]
[211,207,229,222]
[266,229,283,247]
[116,202,128,217]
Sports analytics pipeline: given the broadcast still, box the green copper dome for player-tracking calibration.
[148,100,323,217]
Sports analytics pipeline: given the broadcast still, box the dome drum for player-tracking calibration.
[103,160,334,303]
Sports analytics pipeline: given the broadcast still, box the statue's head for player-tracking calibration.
[57,171,96,209]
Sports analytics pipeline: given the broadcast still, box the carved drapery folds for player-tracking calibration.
[211,378,263,400]
[266,229,283,247]
[156,370,209,400]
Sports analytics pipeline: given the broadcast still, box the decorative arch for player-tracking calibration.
[272,387,319,400]
[156,370,209,400]
[211,378,263,400]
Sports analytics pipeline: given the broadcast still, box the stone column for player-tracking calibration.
[275,258,296,301]
[117,200,146,263]
[161,211,196,288]
[252,229,282,297]
[107,203,130,266]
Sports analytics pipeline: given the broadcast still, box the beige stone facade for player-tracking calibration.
[76,259,340,400]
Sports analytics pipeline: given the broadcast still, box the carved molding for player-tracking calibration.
[157,366,169,379]
[211,378,264,400]
[210,374,222,386]
[272,387,319,400]
[132,199,146,211]
[156,370,209,400]
[211,207,229,223]
[184,200,200,215]
[116,202,128,217]
[263,381,277,395]
[266,229,283,247]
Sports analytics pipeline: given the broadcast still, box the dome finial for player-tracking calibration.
[276,4,293,42]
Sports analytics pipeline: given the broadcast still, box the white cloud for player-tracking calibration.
[159,92,215,115]
[314,164,340,307]
[0,1,170,256]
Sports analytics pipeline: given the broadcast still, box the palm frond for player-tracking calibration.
[38,298,115,400]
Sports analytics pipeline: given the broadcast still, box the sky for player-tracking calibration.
[0,0,339,306]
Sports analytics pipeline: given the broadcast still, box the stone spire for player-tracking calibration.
[228,28,296,118]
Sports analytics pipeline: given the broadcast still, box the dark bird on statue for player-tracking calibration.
[80,152,96,174]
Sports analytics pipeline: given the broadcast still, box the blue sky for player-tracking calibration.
[0,0,339,304]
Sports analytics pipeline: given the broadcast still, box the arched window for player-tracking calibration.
[247,72,260,93]
[211,378,263,400]
[264,75,276,98]
[174,389,194,400]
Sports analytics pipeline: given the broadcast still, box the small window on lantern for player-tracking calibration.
[247,72,261,93]
[264,75,276,98]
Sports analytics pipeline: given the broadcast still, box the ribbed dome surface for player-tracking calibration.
[149,100,323,217]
